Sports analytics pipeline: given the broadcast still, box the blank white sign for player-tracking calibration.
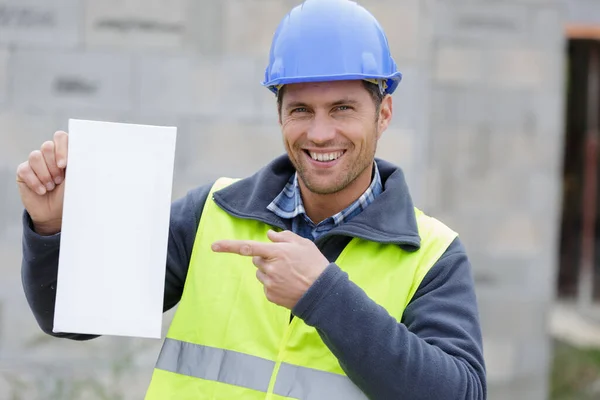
[53,119,177,339]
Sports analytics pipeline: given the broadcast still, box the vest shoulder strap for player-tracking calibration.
[404,207,459,305]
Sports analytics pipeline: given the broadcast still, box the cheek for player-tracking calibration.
[282,120,307,147]
[342,122,374,149]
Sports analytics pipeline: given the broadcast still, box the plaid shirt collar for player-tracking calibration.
[267,162,383,240]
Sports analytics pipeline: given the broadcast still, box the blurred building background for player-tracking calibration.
[0,0,599,399]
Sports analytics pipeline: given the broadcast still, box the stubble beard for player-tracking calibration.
[291,139,377,196]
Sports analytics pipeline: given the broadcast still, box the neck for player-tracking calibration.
[299,163,374,223]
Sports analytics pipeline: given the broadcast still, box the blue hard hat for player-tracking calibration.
[262,0,402,96]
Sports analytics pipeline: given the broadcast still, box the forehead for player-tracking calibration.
[281,80,368,103]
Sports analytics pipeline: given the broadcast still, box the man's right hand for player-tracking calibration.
[16,131,69,236]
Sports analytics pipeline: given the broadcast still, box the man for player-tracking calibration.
[17,0,486,399]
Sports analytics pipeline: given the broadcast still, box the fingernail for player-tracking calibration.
[38,187,46,195]
[46,182,55,191]
[57,160,65,168]
[211,243,220,251]
[54,176,62,185]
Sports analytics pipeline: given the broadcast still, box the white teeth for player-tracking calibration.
[309,151,343,162]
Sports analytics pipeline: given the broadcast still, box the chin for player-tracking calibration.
[303,177,346,195]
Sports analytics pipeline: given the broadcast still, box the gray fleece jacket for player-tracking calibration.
[21,155,486,400]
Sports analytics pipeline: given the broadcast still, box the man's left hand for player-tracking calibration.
[211,230,330,310]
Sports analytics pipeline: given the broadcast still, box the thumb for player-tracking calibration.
[267,229,299,243]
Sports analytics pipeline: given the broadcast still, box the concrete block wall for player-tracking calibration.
[427,1,567,399]
[0,0,566,399]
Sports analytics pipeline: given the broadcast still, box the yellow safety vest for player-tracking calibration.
[145,177,458,400]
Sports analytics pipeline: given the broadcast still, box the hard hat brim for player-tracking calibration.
[262,71,403,95]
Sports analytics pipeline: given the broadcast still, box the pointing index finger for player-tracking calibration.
[212,240,276,258]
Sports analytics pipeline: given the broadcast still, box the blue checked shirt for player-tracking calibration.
[267,163,383,241]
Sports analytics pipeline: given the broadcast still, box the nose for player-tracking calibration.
[306,113,336,144]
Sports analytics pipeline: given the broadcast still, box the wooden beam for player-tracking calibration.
[567,24,600,40]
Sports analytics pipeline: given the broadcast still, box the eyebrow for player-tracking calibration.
[285,98,360,111]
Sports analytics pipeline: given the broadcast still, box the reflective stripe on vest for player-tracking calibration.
[155,337,367,399]
[155,338,274,393]
[273,360,367,399]
[145,176,458,399]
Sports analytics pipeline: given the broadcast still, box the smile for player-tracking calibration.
[305,150,345,162]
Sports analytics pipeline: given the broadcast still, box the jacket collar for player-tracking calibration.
[212,154,421,250]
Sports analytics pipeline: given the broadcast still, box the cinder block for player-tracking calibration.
[181,119,285,184]
[376,128,416,172]
[487,377,548,400]
[376,127,422,199]
[482,337,518,384]
[534,89,566,138]
[515,336,553,379]
[0,166,28,235]
[422,166,444,214]
[255,84,279,123]
[390,65,424,131]
[526,171,562,215]
[366,0,421,62]
[0,297,3,351]
[11,49,134,114]
[53,110,134,132]
[428,89,459,143]
[452,125,494,179]
[0,375,8,399]
[434,44,546,90]
[138,54,264,120]
[222,0,292,60]
[531,5,565,50]
[450,88,533,129]
[488,48,545,89]
[463,173,532,215]
[464,250,533,289]
[0,0,80,48]
[183,0,224,56]
[84,0,186,50]
[434,44,485,85]
[0,47,8,106]
[487,214,542,257]
[434,1,530,44]
[479,292,549,341]
[0,110,62,168]
[220,55,263,121]
[437,45,546,89]
[487,131,539,173]
[138,54,222,117]
[426,172,498,217]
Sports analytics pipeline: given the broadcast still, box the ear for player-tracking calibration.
[377,95,393,139]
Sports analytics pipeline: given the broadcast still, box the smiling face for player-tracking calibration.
[278,80,392,198]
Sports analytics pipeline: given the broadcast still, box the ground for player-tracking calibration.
[549,301,600,399]
[550,340,600,399]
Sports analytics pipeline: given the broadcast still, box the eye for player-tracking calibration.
[335,105,352,111]
[291,107,308,114]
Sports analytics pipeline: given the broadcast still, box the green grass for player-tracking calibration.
[550,339,600,400]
